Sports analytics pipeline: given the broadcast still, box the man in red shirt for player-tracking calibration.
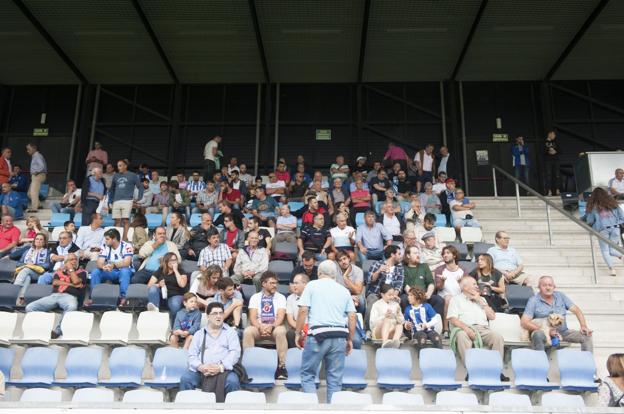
[220,181,242,209]
[0,215,20,258]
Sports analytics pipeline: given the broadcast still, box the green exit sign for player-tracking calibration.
[33,128,49,137]
[315,129,331,140]
[492,133,508,142]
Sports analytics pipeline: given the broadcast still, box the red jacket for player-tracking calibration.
[0,157,9,184]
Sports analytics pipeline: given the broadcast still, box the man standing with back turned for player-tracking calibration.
[296,260,356,403]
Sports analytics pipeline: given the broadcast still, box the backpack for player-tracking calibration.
[605,381,624,407]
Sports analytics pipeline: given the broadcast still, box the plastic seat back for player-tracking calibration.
[123,284,149,310]
[0,311,18,342]
[101,346,145,387]
[18,311,55,343]
[0,260,18,284]
[512,349,559,391]
[287,201,304,212]
[50,213,71,228]
[435,391,479,406]
[375,348,413,389]
[224,390,266,404]
[473,242,494,257]
[0,284,20,309]
[277,391,319,404]
[49,227,64,242]
[146,214,162,230]
[54,346,102,387]
[174,390,216,403]
[434,214,447,227]
[342,349,367,389]
[434,227,456,242]
[419,348,460,390]
[557,349,598,392]
[460,227,483,243]
[189,214,202,227]
[382,392,424,405]
[123,389,164,403]
[541,392,585,408]
[489,313,524,343]
[10,346,59,386]
[72,388,115,403]
[242,347,277,388]
[23,285,53,306]
[73,213,83,227]
[355,212,365,227]
[331,391,372,405]
[506,285,534,312]
[57,311,93,343]
[447,241,469,260]
[465,348,508,390]
[20,388,62,402]
[96,311,133,343]
[268,260,294,283]
[89,284,120,310]
[0,347,16,378]
[145,347,188,387]
[489,391,532,408]
[134,311,170,343]
[102,214,115,227]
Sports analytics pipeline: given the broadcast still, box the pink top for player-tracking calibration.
[351,189,371,208]
[85,149,108,168]
[276,170,291,184]
[384,146,409,161]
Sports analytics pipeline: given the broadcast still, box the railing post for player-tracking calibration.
[492,167,498,198]
[515,183,521,217]
[589,235,598,284]
[546,204,553,245]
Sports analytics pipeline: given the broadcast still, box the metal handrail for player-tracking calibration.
[491,164,624,284]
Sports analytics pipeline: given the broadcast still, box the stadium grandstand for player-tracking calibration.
[1,0,624,411]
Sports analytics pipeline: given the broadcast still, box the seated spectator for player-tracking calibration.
[170,180,191,217]
[219,180,242,210]
[10,216,47,260]
[147,181,172,225]
[211,277,243,328]
[298,213,332,261]
[420,182,441,214]
[265,172,286,203]
[9,164,29,195]
[521,275,593,353]
[13,233,51,300]
[598,354,624,407]
[25,253,86,339]
[286,273,308,348]
[330,155,349,181]
[307,180,333,213]
[169,292,201,349]
[402,245,444,316]
[469,254,506,312]
[293,161,311,184]
[415,213,438,246]
[487,231,531,286]
[439,178,456,225]
[379,201,404,241]
[350,178,371,213]
[245,216,272,251]
[51,180,81,218]
[434,245,466,335]
[186,171,206,202]
[189,265,222,309]
[447,276,506,376]
[214,201,245,230]
[370,169,391,204]
[420,231,444,270]
[608,168,624,200]
[249,186,278,226]
[289,172,308,200]
[404,199,426,233]
[132,226,181,284]
[175,173,188,190]
[274,205,297,244]
[37,231,80,285]
[329,178,350,208]
[356,210,392,262]
[232,231,268,291]
[183,213,216,260]
[226,157,239,175]
[370,284,404,348]
[166,212,190,252]
[133,178,153,214]
[330,213,356,261]
[0,182,24,219]
[308,170,329,189]
[89,229,134,303]
[383,189,402,214]
[146,252,188,325]
[64,220,77,243]
[275,161,291,186]
[290,251,318,282]
[193,181,219,215]
[239,164,254,189]
[335,250,365,312]
[147,170,161,194]
[403,287,442,350]
[294,195,330,228]
[432,172,448,195]
[449,188,480,231]
[395,170,414,200]
[400,229,419,254]
[129,213,149,251]
[179,302,241,400]
[220,214,244,263]
[194,229,232,280]
[334,201,354,227]
[365,245,404,327]
[75,213,105,262]
[352,156,369,178]
[243,271,288,379]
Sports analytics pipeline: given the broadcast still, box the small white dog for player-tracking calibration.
[521,313,565,345]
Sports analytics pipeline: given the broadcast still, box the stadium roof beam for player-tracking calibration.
[450,0,489,81]
[357,0,372,83]
[247,0,270,84]
[544,0,611,81]
[131,0,179,84]
[11,0,87,84]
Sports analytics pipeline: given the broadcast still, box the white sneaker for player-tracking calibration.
[381,340,391,348]
[390,339,401,348]
[147,303,159,312]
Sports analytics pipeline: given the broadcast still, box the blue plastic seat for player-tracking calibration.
[102,214,114,227]
[374,201,384,215]
[557,349,598,392]
[241,347,277,389]
[355,212,365,227]
[39,184,50,201]
[0,347,16,378]
[342,349,367,390]
[146,214,162,230]
[73,213,82,227]
[284,348,320,389]
[465,348,509,391]
[50,213,71,228]
[288,201,304,212]
[145,347,188,388]
[6,346,59,387]
[435,213,447,227]
[53,346,103,387]
[419,348,461,390]
[511,349,559,391]
[99,346,145,388]
[165,214,172,226]
[376,348,413,390]
[268,260,294,283]
[399,200,410,214]
[189,213,202,227]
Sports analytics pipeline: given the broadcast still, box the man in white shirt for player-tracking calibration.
[380,202,402,240]
[265,172,286,202]
[413,144,436,193]
[286,273,309,348]
[242,271,288,379]
[432,172,448,195]
[75,213,105,261]
[449,188,480,231]
[51,180,81,217]
[608,168,624,199]
[329,213,356,261]
[330,155,349,180]
[203,135,222,182]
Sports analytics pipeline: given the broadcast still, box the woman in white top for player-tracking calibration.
[369,284,404,348]
[329,213,356,262]
[189,264,222,310]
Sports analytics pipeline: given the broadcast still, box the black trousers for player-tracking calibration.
[544,156,560,194]
[82,199,99,226]
[204,160,217,182]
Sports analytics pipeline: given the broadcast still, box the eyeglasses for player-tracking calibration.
[208,311,224,316]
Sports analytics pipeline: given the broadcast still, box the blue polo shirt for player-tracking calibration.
[523,291,575,332]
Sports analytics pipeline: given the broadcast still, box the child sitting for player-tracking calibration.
[403,287,442,350]
[170,292,202,349]
[369,284,404,348]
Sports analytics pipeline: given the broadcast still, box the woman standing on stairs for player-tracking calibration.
[584,187,624,276]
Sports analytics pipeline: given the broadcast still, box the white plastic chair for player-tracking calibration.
[11,311,56,345]
[489,391,532,408]
[92,311,133,345]
[52,311,93,345]
[122,389,164,403]
[460,227,483,243]
[541,392,585,408]
[489,313,526,344]
[72,388,115,403]
[382,392,424,405]
[224,390,266,404]
[20,388,63,402]
[174,390,216,403]
[435,391,479,406]
[0,311,18,345]
[49,227,64,242]
[331,391,373,405]
[434,227,456,243]
[129,311,170,345]
[277,391,319,404]
[126,227,135,241]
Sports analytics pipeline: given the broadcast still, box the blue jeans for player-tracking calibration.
[302,335,347,403]
[38,272,54,285]
[514,165,529,185]
[25,293,78,335]
[598,227,622,268]
[90,268,133,297]
[357,248,384,265]
[51,202,75,215]
[179,370,240,394]
[148,286,184,325]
